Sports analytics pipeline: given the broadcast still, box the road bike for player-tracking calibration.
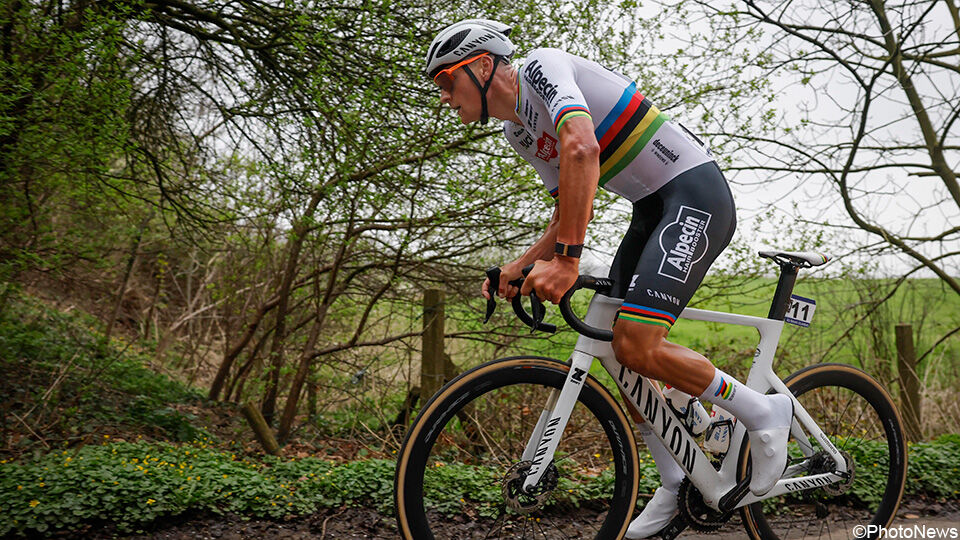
[394,250,907,539]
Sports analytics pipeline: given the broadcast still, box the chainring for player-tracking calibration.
[677,478,733,532]
[501,460,559,513]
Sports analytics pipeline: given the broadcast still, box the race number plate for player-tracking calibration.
[785,295,816,327]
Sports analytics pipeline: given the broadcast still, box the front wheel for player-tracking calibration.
[740,363,907,540]
[394,356,639,539]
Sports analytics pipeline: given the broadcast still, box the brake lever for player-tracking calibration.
[483,266,501,324]
[529,290,546,332]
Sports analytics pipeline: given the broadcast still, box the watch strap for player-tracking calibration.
[555,242,584,258]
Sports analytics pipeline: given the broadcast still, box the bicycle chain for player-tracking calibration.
[677,478,733,532]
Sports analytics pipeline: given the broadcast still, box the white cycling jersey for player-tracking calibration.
[504,48,714,203]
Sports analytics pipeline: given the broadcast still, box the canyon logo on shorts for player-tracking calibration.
[657,206,711,283]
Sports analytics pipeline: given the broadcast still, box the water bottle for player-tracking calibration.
[662,384,710,435]
[704,404,736,454]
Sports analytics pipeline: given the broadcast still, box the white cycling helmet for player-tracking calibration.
[425,19,516,78]
[425,19,516,125]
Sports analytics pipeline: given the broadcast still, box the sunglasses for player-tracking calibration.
[433,52,490,92]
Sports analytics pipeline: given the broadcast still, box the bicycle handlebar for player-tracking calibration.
[484,266,616,342]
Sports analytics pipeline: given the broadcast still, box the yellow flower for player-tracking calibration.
[223,474,228,479]
[146,499,156,505]
[29,500,39,508]
[38,482,45,487]
[17,485,22,490]
[103,435,110,439]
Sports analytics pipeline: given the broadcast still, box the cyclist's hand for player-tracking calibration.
[482,262,522,300]
[520,257,579,304]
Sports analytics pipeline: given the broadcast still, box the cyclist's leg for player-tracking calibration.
[609,162,792,496]
[609,161,736,396]
[608,188,686,539]
[620,396,683,492]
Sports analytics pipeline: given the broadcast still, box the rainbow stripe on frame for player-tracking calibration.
[616,303,676,330]
[713,377,733,400]
[594,82,668,186]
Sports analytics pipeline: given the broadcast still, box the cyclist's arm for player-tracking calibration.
[555,115,600,252]
[509,113,600,270]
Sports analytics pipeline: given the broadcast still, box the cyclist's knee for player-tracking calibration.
[612,321,669,378]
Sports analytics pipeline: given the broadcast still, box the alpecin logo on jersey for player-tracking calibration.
[536,132,559,162]
[523,60,559,105]
[657,206,711,283]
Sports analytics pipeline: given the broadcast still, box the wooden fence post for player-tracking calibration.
[895,324,922,442]
[421,289,446,403]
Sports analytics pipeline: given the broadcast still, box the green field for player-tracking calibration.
[454,275,959,440]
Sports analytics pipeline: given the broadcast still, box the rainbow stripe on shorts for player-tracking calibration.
[616,303,677,331]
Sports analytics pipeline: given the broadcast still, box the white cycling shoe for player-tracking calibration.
[624,487,678,539]
[748,393,795,496]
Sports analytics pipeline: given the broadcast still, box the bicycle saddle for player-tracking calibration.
[758,250,830,268]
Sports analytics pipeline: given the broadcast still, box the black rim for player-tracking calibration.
[395,358,637,539]
[743,364,906,540]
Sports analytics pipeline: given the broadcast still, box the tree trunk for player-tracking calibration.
[277,314,324,442]
[209,297,278,401]
[261,190,323,424]
[104,213,150,341]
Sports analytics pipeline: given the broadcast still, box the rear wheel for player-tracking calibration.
[740,363,907,540]
[394,356,639,539]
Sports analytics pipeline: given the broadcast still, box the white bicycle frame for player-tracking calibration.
[519,293,849,511]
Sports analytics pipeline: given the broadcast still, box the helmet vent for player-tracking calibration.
[436,29,470,57]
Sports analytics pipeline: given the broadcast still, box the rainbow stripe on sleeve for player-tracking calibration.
[594,82,668,186]
[554,104,592,132]
[548,186,559,200]
[616,302,677,330]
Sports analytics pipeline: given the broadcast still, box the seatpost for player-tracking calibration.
[767,263,799,320]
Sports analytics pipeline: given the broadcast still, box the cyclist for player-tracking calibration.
[426,19,793,538]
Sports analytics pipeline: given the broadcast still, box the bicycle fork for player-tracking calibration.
[520,350,595,493]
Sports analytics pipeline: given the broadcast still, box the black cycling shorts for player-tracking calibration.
[607,161,736,332]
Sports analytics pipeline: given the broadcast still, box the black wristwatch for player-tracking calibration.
[554,242,584,258]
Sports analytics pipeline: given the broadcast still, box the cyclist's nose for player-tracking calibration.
[439,88,452,104]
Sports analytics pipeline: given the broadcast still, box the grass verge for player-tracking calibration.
[1,435,958,537]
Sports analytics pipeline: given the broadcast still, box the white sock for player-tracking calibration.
[698,368,782,431]
[637,423,684,493]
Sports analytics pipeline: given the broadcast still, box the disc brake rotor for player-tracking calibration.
[822,450,856,496]
[501,460,559,513]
